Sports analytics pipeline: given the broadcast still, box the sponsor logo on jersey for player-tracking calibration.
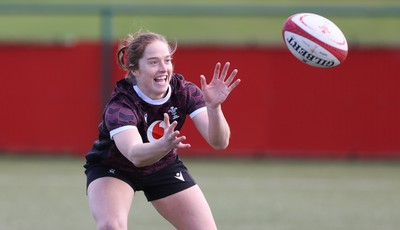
[147,120,165,142]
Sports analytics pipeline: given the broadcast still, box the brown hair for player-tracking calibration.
[116,31,177,84]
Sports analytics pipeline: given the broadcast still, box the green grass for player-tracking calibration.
[0,1,399,46]
[1,0,399,5]
[0,155,399,230]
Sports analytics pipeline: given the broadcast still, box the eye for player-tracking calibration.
[165,58,172,64]
[149,60,158,65]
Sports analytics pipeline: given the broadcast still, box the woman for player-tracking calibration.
[84,31,241,230]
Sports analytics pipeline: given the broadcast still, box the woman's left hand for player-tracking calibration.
[200,62,241,108]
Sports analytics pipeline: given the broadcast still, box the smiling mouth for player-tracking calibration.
[154,76,167,83]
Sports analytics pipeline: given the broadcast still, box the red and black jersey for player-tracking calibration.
[85,74,206,177]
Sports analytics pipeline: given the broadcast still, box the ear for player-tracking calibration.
[131,69,138,77]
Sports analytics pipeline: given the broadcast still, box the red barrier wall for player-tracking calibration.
[0,43,101,155]
[1,42,399,158]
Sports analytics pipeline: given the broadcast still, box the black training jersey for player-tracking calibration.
[85,74,206,177]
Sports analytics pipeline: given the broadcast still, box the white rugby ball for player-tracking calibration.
[282,13,348,68]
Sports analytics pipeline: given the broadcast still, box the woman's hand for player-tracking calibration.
[159,113,191,150]
[200,62,241,108]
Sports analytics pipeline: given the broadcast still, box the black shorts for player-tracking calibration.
[85,157,196,201]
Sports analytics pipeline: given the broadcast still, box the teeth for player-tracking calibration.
[155,76,167,81]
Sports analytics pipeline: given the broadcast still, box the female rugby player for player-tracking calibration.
[84,31,240,230]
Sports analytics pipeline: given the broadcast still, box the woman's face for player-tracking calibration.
[133,40,173,100]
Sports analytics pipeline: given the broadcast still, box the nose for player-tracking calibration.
[159,61,167,72]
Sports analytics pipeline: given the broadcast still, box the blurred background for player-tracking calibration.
[0,0,399,229]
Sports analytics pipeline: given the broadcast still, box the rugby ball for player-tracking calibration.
[282,13,348,68]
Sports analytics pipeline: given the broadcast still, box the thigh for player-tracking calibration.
[142,158,196,201]
[151,185,217,230]
[87,177,134,229]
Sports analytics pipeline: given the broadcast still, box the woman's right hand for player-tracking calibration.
[158,113,191,151]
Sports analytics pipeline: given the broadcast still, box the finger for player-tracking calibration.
[163,113,170,127]
[200,75,207,90]
[220,62,230,81]
[175,136,191,148]
[173,135,185,143]
[227,79,241,92]
[177,143,191,149]
[225,69,238,86]
[213,62,221,80]
[167,130,180,141]
[168,121,178,133]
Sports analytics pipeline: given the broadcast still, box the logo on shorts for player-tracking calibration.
[108,168,116,174]
[174,171,185,182]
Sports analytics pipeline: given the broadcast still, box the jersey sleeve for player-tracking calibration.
[104,100,139,136]
[184,81,206,116]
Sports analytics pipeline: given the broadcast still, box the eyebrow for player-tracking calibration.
[146,55,172,60]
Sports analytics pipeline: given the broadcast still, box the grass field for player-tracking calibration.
[0,155,399,230]
[0,0,399,46]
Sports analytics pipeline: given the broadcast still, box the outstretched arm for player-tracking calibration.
[193,62,241,149]
[114,113,190,167]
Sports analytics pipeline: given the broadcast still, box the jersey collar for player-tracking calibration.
[133,85,171,105]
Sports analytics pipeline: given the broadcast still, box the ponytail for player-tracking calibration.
[116,34,135,70]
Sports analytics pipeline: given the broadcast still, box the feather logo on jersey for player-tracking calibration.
[147,120,166,142]
[168,106,179,120]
